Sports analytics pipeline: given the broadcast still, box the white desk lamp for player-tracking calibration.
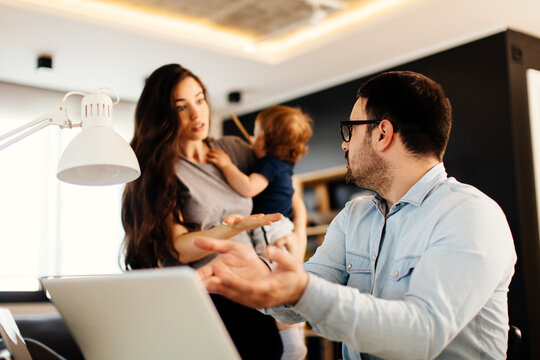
[0,88,140,185]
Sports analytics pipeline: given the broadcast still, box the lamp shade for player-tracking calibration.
[57,126,140,185]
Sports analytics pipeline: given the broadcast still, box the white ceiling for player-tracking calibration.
[0,0,539,119]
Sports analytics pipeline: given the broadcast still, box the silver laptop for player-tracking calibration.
[40,267,240,360]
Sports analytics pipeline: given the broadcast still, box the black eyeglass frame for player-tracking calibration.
[339,120,381,142]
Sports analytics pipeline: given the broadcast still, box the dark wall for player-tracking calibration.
[223,30,540,359]
[223,79,358,174]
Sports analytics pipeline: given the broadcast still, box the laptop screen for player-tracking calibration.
[41,267,240,360]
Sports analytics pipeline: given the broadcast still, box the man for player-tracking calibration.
[195,71,516,359]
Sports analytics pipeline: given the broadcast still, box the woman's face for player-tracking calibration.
[174,76,210,142]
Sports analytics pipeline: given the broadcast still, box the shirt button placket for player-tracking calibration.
[370,216,387,294]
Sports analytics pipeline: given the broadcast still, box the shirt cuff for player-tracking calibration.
[291,273,334,324]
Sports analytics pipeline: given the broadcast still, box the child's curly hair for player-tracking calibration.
[256,105,313,163]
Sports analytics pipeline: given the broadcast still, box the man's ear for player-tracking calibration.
[373,119,395,152]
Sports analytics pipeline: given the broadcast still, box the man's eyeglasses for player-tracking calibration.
[339,120,381,142]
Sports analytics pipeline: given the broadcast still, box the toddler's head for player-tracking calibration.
[253,105,313,163]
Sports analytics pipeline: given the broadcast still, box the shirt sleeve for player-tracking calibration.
[254,157,279,182]
[263,205,350,323]
[269,197,516,359]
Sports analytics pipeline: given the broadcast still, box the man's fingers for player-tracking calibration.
[202,270,259,306]
[219,276,272,308]
[203,276,224,293]
[267,246,297,269]
[193,237,237,254]
[202,276,241,298]
[274,238,287,248]
[196,263,214,281]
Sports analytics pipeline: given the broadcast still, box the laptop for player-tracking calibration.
[40,267,240,360]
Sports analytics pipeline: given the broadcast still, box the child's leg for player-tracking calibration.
[249,218,293,258]
[262,218,295,247]
[277,322,307,360]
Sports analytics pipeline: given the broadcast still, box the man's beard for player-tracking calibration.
[345,137,391,195]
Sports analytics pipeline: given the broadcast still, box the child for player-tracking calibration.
[207,105,312,258]
[207,105,313,360]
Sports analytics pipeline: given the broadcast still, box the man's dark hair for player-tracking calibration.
[358,71,452,160]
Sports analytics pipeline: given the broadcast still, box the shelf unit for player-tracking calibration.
[293,165,347,242]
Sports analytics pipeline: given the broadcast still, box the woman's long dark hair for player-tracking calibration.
[121,64,208,269]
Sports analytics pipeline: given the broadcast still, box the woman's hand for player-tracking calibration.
[224,213,283,231]
[172,213,282,264]
[206,148,233,169]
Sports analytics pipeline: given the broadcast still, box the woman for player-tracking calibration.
[121,64,307,359]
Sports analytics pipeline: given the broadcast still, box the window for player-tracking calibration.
[527,68,540,250]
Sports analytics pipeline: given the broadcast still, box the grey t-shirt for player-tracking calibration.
[174,136,257,268]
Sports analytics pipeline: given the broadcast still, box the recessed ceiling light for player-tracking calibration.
[37,54,53,71]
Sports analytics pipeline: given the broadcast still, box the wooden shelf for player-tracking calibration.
[306,224,329,237]
[293,165,347,214]
[293,165,347,187]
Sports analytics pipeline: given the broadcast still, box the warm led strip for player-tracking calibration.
[0,0,416,64]
[259,0,414,59]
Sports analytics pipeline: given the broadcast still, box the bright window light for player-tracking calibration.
[527,68,540,250]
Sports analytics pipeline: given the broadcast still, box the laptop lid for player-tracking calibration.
[40,267,240,360]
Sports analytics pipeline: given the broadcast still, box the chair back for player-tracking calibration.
[507,325,522,360]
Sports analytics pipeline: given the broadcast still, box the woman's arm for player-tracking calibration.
[172,213,283,263]
[207,148,269,197]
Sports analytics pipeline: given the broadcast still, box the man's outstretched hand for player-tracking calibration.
[195,237,309,309]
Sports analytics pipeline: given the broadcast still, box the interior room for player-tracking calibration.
[1,0,539,359]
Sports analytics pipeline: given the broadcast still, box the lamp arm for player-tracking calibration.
[0,104,76,151]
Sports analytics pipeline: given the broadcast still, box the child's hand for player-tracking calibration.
[207,149,232,168]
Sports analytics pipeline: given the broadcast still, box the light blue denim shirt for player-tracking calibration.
[268,163,516,359]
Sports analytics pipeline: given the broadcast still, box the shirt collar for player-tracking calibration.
[369,162,447,212]
[398,162,447,206]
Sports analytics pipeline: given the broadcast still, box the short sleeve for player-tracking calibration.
[208,136,256,174]
[254,157,280,182]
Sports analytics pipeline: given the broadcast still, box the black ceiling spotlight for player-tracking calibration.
[227,90,242,104]
[37,54,53,70]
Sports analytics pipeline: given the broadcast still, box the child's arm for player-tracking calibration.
[207,148,269,197]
